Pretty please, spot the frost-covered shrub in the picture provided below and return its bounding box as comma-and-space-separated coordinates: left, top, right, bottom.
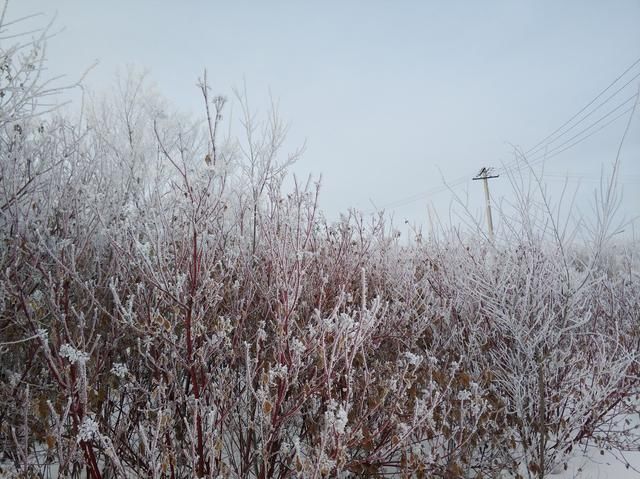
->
1, 4, 639, 479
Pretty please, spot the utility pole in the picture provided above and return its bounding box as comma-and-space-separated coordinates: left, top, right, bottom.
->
472, 167, 499, 240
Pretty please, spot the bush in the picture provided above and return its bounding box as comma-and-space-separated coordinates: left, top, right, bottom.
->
1, 5, 638, 478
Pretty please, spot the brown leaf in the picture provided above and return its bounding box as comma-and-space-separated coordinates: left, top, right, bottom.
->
46, 435, 56, 450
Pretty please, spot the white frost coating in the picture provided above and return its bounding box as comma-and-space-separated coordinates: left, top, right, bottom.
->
457, 389, 472, 401
335, 406, 348, 434
111, 362, 129, 378
269, 363, 288, 382
325, 400, 349, 435
404, 351, 423, 366
257, 321, 267, 342
59, 343, 89, 364
290, 337, 306, 356
77, 417, 99, 443
36, 328, 48, 341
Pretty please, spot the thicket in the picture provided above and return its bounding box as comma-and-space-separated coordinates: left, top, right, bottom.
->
1, 6, 639, 478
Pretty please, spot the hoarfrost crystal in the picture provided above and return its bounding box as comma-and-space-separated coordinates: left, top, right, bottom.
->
59, 343, 89, 364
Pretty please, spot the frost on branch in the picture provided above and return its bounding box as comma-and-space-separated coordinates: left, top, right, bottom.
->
110, 362, 128, 379
77, 417, 99, 444
1, 2, 639, 478
58, 344, 89, 365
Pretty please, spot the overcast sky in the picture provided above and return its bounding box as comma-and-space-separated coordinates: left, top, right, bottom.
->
7, 1, 640, 235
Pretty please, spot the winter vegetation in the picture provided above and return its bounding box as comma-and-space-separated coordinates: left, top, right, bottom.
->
1, 6, 639, 479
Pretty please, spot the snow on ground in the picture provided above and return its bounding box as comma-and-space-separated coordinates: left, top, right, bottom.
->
553, 446, 640, 479
1, 449, 639, 478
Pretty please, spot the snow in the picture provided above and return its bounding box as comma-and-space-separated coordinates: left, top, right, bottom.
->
553, 446, 640, 479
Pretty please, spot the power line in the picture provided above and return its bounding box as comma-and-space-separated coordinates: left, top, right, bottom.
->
499, 54, 640, 175
525, 70, 640, 159
523, 55, 640, 157
376, 172, 473, 211
544, 172, 640, 179
501, 97, 638, 176
379, 95, 637, 212
543, 175, 640, 184
371, 55, 640, 213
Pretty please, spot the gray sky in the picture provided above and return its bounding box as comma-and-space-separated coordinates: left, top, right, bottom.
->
8, 1, 640, 234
